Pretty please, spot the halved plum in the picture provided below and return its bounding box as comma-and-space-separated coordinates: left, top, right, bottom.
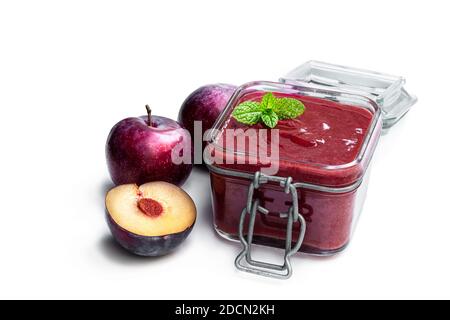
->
105, 182, 197, 256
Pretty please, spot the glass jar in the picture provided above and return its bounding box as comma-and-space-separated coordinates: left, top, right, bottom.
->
205, 62, 416, 279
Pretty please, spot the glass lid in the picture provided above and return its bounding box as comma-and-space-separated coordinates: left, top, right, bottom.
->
280, 61, 417, 129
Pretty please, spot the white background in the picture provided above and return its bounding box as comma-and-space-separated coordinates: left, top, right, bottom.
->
0, 0, 449, 300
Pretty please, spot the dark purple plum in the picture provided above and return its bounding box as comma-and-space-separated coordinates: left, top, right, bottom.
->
105, 182, 196, 257
106, 106, 192, 186
178, 84, 236, 163
106, 214, 194, 257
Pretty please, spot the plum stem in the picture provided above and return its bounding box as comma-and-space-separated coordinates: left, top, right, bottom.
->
145, 105, 152, 127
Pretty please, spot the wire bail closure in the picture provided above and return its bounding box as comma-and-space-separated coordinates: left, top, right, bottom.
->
235, 171, 306, 279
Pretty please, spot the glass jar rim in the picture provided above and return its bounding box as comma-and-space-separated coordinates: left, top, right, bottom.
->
207, 80, 382, 173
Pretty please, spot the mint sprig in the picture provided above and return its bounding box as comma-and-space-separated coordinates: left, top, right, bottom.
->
261, 109, 278, 128
230, 101, 261, 125
274, 97, 306, 120
232, 92, 305, 128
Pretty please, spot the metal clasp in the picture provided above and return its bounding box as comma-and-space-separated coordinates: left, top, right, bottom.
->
235, 172, 306, 279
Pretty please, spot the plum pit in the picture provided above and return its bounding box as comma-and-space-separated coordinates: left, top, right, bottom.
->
138, 198, 163, 218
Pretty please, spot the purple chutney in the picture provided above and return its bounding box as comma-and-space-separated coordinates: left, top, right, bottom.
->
240, 95, 370, 163
209, 91, 377, 254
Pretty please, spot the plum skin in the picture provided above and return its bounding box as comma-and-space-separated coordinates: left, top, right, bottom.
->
106, 211, 195, 257
178, 84, 236, 157
106, 115, 193, 186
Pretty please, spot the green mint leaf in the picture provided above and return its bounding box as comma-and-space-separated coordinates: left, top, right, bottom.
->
273, 97, 306, 120
260, 92, 276, 109
261, 109, 279, 128
232, 92, 305, 128
232, 101, 262, 125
